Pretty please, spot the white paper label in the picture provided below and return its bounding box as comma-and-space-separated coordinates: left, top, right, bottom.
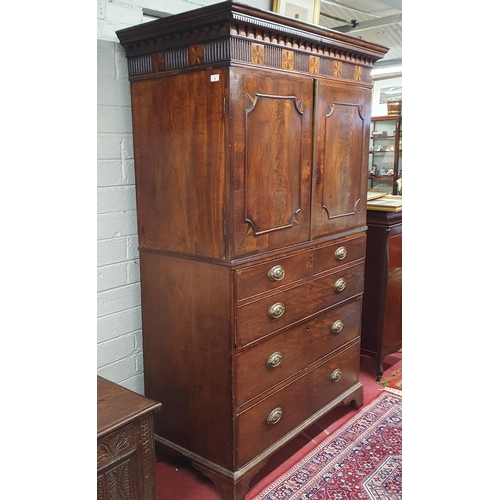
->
210, 74, 220, 82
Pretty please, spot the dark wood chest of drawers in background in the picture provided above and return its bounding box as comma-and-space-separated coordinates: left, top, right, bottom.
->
97, 376, 161, 500
361, 209, 402, 380
116, 2, 387, 499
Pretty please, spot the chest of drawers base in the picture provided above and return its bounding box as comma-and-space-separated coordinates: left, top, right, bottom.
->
140, 234, 365, 500
154, 382, 363, 500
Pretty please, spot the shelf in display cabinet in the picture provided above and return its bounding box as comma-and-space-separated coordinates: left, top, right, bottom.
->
368, 175, 394, 180
369, 150, 402, 154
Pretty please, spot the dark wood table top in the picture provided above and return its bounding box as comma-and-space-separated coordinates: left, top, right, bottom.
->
97, 376, 161, 439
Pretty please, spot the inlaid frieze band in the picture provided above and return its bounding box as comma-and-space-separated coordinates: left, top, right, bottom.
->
127, 38, 372, 84
251, 42, 264, 64
333, 60, 342, 78
282, 49, 294, 70
188, 44, 204, 66
309, 55, 319, 74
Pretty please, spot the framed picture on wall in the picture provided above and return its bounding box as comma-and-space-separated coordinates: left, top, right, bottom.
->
379, 85, 402, 103
272, 0, 321, 25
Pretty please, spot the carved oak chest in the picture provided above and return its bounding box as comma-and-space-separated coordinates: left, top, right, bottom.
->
97, 376, 161, 500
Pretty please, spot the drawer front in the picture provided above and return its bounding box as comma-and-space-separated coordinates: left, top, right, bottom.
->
235, 297, 362, 406
235, 250, 311, 301
236, 341, 360, 467
312, 235, 366, 276
236, 262, 365, 347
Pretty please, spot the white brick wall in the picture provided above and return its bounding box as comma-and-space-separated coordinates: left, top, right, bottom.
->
97, 36, 144, 392
97, 0, 272, 394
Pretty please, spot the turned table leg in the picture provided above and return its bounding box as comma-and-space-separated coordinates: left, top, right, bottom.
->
376, 361, 383, 381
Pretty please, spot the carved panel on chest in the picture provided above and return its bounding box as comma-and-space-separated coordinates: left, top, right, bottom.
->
97, 377, 161, 500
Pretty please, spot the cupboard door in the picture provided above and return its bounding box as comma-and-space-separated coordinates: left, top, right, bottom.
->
228, 68, 313, 259
311, 82, 371, 238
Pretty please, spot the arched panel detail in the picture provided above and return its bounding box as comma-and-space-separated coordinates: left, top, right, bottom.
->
354, 197, 361, 213
321, 102, 364, 220
244, 93, 304, 235
246, 93, 257, 110
357, 105, 365, 121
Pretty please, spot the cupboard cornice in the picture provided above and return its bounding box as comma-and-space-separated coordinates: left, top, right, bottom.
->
116, 1, 388, 81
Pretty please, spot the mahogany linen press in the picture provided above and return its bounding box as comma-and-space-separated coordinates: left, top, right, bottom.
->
116, 2, 387, 499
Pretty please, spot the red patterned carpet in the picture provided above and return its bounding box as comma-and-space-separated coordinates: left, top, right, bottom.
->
253, 389, 402, 499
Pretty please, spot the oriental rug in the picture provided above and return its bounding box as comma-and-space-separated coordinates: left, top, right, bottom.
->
253, 390, 402, 500
378, 368, 402, 394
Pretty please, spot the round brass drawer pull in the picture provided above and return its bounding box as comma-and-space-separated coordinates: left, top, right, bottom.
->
267, 407, 283, 425
268, 265, 285, 281
330, 369, 342, 383
331, 320, 344, 334
334, 278, 346, 293
334, 246, 347, 261
268, 302, 285, 319
266, 351, 283, 368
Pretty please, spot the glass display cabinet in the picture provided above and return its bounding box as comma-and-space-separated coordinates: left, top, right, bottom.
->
367, 116, 402, 195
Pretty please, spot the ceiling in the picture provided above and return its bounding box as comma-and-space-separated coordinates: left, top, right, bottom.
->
318, 0, 402, 69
